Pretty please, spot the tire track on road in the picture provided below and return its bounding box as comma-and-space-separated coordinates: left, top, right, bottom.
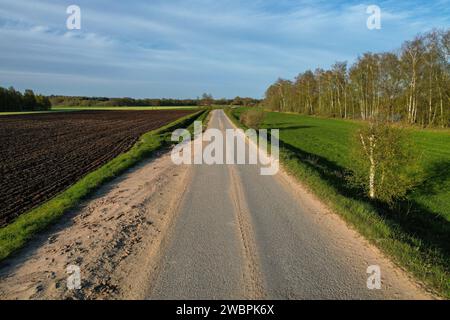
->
228, 165, 266, 299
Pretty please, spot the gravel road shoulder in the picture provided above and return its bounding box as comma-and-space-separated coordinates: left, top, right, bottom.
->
0, 150, 191, 300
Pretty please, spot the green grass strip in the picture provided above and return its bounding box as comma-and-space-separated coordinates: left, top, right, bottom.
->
52, 106, 201, 111
0, 110, 207, 261
224, 108, 449, 299
0, 110, 75, 116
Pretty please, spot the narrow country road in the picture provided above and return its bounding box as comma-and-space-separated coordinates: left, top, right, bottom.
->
147, 110, 430, 300
0, 110, 432, 300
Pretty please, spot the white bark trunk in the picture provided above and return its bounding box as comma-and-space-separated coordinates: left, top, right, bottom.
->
361, 133, 376, 199
368, 135, 376, 199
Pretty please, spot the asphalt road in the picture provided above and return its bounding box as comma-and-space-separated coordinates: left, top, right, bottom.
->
147, 110, 429, 300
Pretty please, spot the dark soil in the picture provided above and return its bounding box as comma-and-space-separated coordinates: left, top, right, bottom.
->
0, 110, 194, 226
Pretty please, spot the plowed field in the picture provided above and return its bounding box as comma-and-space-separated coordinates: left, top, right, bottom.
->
0, 110, 195, 226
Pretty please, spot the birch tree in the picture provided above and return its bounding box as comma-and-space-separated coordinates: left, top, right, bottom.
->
262, 29, 449, 127
349, 121, 421, 205
401, 36, 425, 124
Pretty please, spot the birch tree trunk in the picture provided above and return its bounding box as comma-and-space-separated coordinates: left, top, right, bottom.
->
360, 133, 377, 199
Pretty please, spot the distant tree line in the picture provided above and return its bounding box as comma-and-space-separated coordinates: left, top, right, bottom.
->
0, 86, 51, 112
264, 29, 450, 127
49, 94, 261, 108
1, 86, 261, 111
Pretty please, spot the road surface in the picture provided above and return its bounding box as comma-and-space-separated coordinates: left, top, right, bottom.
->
147, 110, 430, 300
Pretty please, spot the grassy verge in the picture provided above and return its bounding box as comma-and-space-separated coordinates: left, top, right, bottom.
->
52, 106, 201, 111
0, 106, 203, 116
0, 110, 208, 262
225, 107, 450, 299
0, 109, 75, 116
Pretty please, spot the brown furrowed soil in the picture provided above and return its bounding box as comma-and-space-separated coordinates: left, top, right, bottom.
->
0, 110, 195, 227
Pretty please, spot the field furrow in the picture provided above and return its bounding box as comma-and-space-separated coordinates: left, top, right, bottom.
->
0, 110, 195, 226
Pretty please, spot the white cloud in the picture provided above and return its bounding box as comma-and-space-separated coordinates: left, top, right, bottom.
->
0, 0, 448, 98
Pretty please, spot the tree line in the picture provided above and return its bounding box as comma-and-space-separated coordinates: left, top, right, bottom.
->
0, 87, 261, 112
264, 29, 450, 127
0, 87, 51, 112
49, 94, 261, 108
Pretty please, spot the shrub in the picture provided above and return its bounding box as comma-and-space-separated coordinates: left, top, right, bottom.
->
348, 121, 422, 206
240, 109, 265, 129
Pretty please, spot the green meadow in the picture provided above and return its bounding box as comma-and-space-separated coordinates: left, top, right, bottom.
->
228, 107, 450, 298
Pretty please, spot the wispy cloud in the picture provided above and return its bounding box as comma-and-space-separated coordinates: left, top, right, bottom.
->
0, 0, 449, 98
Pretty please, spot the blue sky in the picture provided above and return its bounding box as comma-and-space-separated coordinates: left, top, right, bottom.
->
0, 0, 449, 99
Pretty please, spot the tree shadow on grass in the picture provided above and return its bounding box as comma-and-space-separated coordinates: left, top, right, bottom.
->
414, 160, 450, 196
280, 140, 450, 265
